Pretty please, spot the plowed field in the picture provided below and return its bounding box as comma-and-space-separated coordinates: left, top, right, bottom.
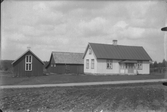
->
0, 83, 167, 112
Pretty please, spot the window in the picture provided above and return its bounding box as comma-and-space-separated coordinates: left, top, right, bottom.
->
107, 60, 113, 69
91, 59, 94, 69
137, 61, 142, 70
86, 59, 89, 69
89, 48, 92, 54
25, 55, 32, 71
134, 63, 137, 69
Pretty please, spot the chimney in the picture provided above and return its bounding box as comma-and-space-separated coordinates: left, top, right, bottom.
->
113, 40, 117, 45
27, 46, 31, 50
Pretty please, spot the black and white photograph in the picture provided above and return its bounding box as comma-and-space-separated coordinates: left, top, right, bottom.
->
0, 0, 167, 112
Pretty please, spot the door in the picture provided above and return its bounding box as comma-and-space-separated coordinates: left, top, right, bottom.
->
120, 63, 125, 74
128, 64, 134, 73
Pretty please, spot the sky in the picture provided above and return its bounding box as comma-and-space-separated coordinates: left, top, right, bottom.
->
1, 0, 167, 62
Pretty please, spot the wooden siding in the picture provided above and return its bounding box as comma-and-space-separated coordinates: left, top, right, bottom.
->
137, 61, 150, 74
47, 64, 83, 74
13, 51, 43, 77
96, 59, 120, 74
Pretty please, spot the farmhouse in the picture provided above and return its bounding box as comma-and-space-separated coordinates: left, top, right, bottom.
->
83, 40, 152, 75
12, 49, 44, 77
46, 52, 84, 74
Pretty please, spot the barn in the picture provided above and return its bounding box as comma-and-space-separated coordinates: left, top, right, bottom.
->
46, 52, 84, 74
12, 49, 44, 77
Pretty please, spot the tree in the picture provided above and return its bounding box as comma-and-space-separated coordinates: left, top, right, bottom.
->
153, 61, 158, 68
150, 62, 154, 68
162, 59, 167, 67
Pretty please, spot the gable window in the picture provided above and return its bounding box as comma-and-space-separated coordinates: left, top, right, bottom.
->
51, 64, 56, 67
107, 60, 113, 69
89, 48, 92, 55
137, 61, 142, 70
86, 59, 89, 69
91, 59, 94, 69
25, 55, 32, 71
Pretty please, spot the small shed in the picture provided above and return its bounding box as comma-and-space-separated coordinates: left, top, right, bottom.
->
12, 49, 44, 77
46, 52, 84, 74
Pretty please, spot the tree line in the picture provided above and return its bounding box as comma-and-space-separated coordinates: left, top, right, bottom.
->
150, 59, 167, 68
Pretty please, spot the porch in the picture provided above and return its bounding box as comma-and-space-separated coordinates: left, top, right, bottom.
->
119, 60, 138, 75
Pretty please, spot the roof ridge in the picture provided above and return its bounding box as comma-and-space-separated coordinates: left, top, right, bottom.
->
52, 51, 84, 54
89, 42, 143, 48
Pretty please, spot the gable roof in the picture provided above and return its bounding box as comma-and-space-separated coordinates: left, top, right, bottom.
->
51, 52, 84, 64
12, 49, 44, 65
83, 43, 152, 61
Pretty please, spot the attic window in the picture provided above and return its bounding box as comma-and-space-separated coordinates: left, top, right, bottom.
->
25, 55, 32, 71
51, 64, 56, 67
89, 48, 92, 55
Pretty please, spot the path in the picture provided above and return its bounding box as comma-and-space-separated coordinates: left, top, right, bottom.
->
0, 79, 167, 89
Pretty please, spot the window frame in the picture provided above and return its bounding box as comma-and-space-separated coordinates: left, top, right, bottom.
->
86, 59, 89, 69
137, 61, 143, 70
106, 60, 113, 69
25, 55, 32, 71
89, 48, 92, 55
91, 59, 94, 69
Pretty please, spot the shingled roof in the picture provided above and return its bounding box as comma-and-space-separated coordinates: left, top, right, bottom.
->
52, 52, 84, 64
84, 43, 152, 61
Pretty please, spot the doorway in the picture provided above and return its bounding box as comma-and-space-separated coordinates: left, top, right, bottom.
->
127, 63, 134, 73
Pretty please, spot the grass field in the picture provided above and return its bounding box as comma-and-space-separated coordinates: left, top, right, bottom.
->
0, 83, 167, 112
0, 71, 166, 86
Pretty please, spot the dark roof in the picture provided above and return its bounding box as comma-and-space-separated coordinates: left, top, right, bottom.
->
12, 50, 44, 65
84, 43, 152, 61
52, 52, 84, 64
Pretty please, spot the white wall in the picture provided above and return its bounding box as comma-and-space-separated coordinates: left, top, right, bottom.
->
137, 61, 150, 74
96, 59, 120, 74
84, 46, 97, 74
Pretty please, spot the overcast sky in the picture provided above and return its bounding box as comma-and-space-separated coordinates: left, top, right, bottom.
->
1, 0, 167, 62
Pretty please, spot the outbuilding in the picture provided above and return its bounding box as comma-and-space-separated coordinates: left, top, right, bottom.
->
46, 52, 84, 74
12, 49, 44, 77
